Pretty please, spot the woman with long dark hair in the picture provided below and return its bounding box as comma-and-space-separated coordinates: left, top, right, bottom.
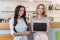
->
31, 4, 50, 40
9, 5, 30, 40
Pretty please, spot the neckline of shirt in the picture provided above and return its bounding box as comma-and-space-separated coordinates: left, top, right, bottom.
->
17, 18, 23, 22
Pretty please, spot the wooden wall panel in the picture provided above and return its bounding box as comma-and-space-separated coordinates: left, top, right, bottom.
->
0, 34, 13, 40
0, 22, 60, 29
0, 23, 9, 29
50, 22, 60, 27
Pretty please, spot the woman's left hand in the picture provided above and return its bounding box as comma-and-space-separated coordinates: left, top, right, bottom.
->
26, 31, 31, 35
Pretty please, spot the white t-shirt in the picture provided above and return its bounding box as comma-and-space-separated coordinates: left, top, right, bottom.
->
9, 18, 15, 36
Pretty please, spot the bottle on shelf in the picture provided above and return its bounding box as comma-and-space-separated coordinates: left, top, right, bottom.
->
48, 4, 53, 10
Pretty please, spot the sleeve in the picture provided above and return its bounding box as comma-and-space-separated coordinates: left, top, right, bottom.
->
31, 18, 34, 31
47, 19, 50, 31
9, 19, 15, 36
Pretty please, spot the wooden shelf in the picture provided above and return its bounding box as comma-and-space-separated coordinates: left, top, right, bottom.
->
0, 34, 13, 40
0, 22, 60, 29
0, 23, 9, 29
50, 22, 60, 27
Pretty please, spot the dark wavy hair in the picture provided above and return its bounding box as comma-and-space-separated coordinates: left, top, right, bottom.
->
13, 5, 27, 32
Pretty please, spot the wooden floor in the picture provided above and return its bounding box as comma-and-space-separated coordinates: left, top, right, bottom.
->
0, 34, 13, 40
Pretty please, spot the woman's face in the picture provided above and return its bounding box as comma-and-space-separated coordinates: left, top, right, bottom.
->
37, 5, 44, 15
18, 7, 24, 17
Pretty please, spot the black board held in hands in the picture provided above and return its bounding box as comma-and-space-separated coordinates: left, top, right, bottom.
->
33, 23, 47, 32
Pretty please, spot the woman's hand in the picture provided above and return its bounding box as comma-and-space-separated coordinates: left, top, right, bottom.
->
26, 31, 31, 35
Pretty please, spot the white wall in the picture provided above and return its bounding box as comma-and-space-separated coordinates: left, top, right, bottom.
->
0, 1, 51, 22
0, 1, 60, 21
52, 0, 60, 4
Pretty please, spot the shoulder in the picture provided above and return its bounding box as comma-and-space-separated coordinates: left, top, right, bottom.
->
43, 17, 50, 22
31, 18, 36, 22
32, 18, 37, 21
9, 17, 14, 21
9, 17, 14, 24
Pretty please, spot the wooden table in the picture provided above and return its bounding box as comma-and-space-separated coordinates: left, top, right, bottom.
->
0, 34, 13, 40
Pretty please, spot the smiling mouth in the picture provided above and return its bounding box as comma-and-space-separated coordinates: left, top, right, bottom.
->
39, 11, 42, 12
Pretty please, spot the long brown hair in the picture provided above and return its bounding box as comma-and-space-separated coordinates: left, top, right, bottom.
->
36, 4, 47, 17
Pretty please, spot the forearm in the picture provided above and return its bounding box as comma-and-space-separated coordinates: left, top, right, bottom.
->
46, 26, 50, 32
13, 31, 30, 36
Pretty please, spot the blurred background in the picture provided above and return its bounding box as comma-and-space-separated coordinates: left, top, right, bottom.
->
0, 0, 60, 40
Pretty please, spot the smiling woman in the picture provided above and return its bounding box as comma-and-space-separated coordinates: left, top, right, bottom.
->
9, 5, 30, 40
31, 4, 50, 40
